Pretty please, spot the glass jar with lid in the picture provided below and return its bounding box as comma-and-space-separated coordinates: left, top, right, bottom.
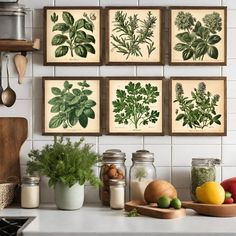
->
129, 150, 156, 202
191, 158, 221, 201
99, 149, 126, 206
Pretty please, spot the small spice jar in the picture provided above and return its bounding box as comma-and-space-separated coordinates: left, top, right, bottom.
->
129, 150, 156, 202
21, 176, 40, 209
191, 158, 221, 201
99, 149, 126, 206
109, 179, 126, 210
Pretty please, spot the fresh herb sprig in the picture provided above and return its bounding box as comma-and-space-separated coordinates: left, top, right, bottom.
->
112, 82, 160, 129
48, 80, 96, 129
174, 82, 221, 129
127, 208, 140, 217
174, 11, 222, 61
51, 11, 96, 58
26, 137, 101, 188
135, 168, 148, 182
111, 11, 157, 59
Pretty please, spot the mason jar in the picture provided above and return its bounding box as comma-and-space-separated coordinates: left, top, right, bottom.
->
191, 158, 221, 201
99, 149, 126, 206
129, 150, 156, 202
21, 176, 40, 208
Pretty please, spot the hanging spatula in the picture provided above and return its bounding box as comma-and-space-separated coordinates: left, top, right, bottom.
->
14, 54, 28, 84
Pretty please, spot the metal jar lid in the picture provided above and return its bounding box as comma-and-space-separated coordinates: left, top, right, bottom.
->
192, 158, 221, 167
109, 179, 125, 186
0, 2, 26, 14
22, 176, 40, 185
132, 150, 154, 162
102, 149, 126, 161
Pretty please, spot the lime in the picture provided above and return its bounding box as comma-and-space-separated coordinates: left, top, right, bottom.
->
157, 196, 171, 208
170, 198, 182, 209
225, 191, 232, 200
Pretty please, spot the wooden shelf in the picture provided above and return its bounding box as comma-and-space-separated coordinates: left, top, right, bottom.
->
0, 38, 40, 54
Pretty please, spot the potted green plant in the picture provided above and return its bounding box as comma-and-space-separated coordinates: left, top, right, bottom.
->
26, 137, 101, 210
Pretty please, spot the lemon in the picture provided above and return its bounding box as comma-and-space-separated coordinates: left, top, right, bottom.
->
157, 196, 171, 208
196, 181, 225, 204
170, 198, 182, 209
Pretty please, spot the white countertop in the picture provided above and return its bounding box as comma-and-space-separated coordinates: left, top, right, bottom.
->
1, 204, 236, 236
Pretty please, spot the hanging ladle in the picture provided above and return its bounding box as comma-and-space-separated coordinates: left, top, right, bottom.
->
1, 55, 16, 107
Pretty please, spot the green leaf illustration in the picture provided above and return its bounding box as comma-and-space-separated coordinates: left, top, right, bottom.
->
207, 46, 218, 59
183, 49, 193, 60
84, 44, 95, 54
51, 87, 62, 95
52, 35, 68, 45
49, 114, 64, 128
79, 113, 88, 128
53, 23, 70, 32
208, 35, 221, 45
55, 46, 69, 57
75, 45, 87, 57
62, 11, 74, 26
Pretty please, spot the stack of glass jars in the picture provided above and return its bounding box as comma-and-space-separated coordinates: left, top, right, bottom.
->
99, 149, 126, 206
129, 150, 156, 202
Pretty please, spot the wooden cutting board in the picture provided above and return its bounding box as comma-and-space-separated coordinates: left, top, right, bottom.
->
125, 200, 186, 219
0, 118, 28, 181
182, 201, 236, 217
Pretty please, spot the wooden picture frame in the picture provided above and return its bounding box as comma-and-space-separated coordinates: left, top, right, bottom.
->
106, 77, 164, 135
44, 7, 102, 66
43, 77, 102, 135
169, 7, 227, 65
105, 7, 165, 65
170, 77, 227, 136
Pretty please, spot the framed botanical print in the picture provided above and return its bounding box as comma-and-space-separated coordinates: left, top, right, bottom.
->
43, 77, 101, 135
105, 7, 165, 65
170, 77, 227, 136
44, 7, 102, 65
106, 77, 164, 135
169, 7, 227, 65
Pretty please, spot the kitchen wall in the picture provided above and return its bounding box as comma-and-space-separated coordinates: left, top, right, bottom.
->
2, 0, 235, 203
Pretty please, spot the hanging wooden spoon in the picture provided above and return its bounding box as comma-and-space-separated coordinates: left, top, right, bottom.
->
14, 54, 28, 84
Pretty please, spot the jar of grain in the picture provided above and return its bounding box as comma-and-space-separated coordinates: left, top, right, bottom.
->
129, 150, 156, 203
99, 149, 126, 206
21, 176, 40, 208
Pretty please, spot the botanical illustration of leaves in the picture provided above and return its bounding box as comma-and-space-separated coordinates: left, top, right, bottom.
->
207, 46, 218, 59
53, 23, 70, 32
85, 99, 96, 108
48, 96, 61, 105
176, 32, 192, 43
208, 35, 221, 45
83, 44, 95, 54
75, 19, 85, 30
75, 45, 87, 58
86, 34, 95, 43
51, 35, 68, 45
55, 46, 68, 57
174, 43, 188, 52
79, 113, 88, 128
49, 114, 64, 128
182, 49, 193, 60
84, 108, 95, 119
50, 105, 60, 113
62, 11, 74, 26
84, 21, 93, 32
51, 87, 61, 95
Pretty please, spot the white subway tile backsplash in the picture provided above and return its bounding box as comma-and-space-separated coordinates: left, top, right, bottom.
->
172, 167, 191, 188
144, 136, 171, 145
223, 131, 236, 144
99, 135, 142, 145
40, 176, 55, 203
223, 0, 236, 9
55, 0, 99, 6
100, 66, 136, 77
144, 145, 171, 166
228, 10, 236, 28
100, 0, 138, 6
33, 9, 44, 28
172, 137, 221, 145
228, 99, 236, 114
139, 0, 221, 6
222, 167, 236, 180
20, 141, 32, 165
32, 54, 54, 77
156, 167, 171, 182
228, 29, 236, 59
227, 81, 236, 98
223, 59, 236, 80
25, 10, 33, 28
55, 66, 99, 76
172, 145, 221, 166
19, 0, 54, 8
137, 66, 163, 76
176, 188, 191, 201
222, 145, 236, 166
84, 186, 100, 203
228, 114, 236, 130
164, 65, 221, 77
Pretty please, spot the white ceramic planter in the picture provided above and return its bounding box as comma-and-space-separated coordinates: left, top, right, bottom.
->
54, 182, 84, 210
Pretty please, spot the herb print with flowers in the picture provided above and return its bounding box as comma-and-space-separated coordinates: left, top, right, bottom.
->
174, 11, 223, 61
174, 82, 222, 129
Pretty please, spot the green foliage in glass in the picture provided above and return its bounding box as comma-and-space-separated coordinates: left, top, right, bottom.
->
26, 137, 101, 188
135, 167, 148, 182
174, 82, 221, 129
51, 11, 96, 58
111, 11, 157, 59
48, 80, 96, 129
174, 11, 222, 61
112, 82, 160, 129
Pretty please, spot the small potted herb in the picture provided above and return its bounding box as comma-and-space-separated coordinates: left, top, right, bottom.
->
26, 137, 101, 210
